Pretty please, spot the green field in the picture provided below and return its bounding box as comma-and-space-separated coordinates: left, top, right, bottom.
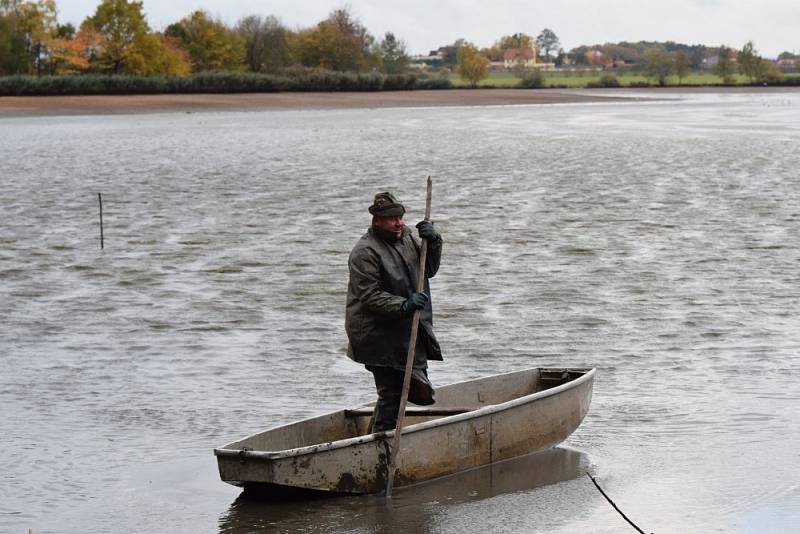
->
448, 70, 798, 88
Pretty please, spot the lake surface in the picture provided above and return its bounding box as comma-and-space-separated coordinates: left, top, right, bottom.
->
1, 89, 799, 533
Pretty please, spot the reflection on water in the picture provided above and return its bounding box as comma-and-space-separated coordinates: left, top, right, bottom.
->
1, 89, 799, 533
219, 447, 588, 533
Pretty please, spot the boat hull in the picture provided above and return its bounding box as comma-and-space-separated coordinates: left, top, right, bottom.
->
215, 367, 594, 495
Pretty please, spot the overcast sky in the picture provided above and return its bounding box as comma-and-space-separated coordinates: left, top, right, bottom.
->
56, 0, 799, 58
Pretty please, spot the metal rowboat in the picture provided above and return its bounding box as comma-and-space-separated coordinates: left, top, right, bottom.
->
214, 367, 595, 496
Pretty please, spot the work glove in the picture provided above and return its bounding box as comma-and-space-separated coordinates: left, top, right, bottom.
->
416, 220, 440, 242
401, 292, 429, 314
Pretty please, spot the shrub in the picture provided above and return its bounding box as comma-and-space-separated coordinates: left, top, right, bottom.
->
519, 70, 545, 88
0, 69, 458, 95
414, 77, 452, 90
764, 76, 800, 86
353, 72, 384, 91
283, 69, 383, 91
290, 70, 342, 91
586, 72, 620, 88
383, 74, 416, 90
759, 66, 784, 84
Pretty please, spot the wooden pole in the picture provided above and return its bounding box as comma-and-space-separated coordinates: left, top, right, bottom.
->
385, 176, 432, 498
98, 193, 104, 249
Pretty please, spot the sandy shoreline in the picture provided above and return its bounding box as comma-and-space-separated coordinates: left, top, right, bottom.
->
1, 86, 797, 118
0, 89, 626, 117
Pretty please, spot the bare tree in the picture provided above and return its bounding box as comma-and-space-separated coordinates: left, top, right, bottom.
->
236, 14, 289, 72
536, 28, 560, 62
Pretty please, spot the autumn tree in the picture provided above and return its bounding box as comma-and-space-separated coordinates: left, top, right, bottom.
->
150, 35, 191, 75
457, 42, 489, 87
291, 7, 377, 72
736, 41, 778, 83
236, 14, 289, 73
55, 21, 74, 38
602, 43, 641, 63
759, 60, 783, 82
644, 47, 673, 86
536, 28, 559, 62
0, 0, 57, 75
378, 32, 409, 74
568, 46, 591, 65
48, 27, 97, 74
0, 13, 13, 74
25, 0, 56, 74
165, 10, 244, 72
712, 45, 736, 83
737, 41, 760, 82
82, 0, 149, 73
0, 3, 26, 74
80, 0, 185, 75
673, 50, 689, 84
497, 32, 533, 50
737, 44, 781, 84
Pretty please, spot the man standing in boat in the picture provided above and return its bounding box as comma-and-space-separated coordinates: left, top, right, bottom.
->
345, 191, 443, 432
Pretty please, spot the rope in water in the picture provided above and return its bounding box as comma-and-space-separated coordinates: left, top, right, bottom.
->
587, 473, 652, 534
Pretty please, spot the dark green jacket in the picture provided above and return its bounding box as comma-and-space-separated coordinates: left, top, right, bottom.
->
345, 225, 443, 369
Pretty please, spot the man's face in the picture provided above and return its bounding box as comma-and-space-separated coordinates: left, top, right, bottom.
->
374, 215, 405, 238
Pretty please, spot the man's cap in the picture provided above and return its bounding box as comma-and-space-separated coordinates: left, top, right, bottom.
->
368, 191, 406, 217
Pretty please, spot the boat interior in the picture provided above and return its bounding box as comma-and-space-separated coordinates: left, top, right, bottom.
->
222, 368, 588, 453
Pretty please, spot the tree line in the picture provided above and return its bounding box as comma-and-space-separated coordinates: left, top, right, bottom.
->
0, 0, 794, 88
635, 43, 784, 86
0, 0, 412, 76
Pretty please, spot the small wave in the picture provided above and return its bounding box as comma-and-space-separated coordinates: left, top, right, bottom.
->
577, 317, 609, 327
179, 324, 228, 332
559, 246, 595, 255
702, 331, 724, 338
9, 290, 46, 297
205, 266, 244, 273
144, 321, 174, 330
745, 245, 784, 250
66, 264, 94, 271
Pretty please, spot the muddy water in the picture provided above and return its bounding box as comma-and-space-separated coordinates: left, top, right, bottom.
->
1, 89, 799, 533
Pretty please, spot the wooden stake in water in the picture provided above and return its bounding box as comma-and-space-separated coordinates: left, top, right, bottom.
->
385, 176, 432, 498
98, 192, 104, 249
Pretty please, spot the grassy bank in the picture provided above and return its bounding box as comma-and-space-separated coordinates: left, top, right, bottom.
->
450, 70, 800, 88
0, 71, 453, 96
2, 70, 798, 96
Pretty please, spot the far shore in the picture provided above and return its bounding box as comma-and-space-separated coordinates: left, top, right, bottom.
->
0, 89, 627, 117
0, 86, 796, 118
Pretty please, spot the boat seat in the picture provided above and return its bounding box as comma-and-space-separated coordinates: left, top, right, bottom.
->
344, 407, 474, 417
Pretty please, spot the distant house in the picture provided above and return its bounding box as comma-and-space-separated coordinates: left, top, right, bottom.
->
586, 49, 613, 69
503, 47, 537, 69
702, 50, 738, 70
409, 51, 444, 70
